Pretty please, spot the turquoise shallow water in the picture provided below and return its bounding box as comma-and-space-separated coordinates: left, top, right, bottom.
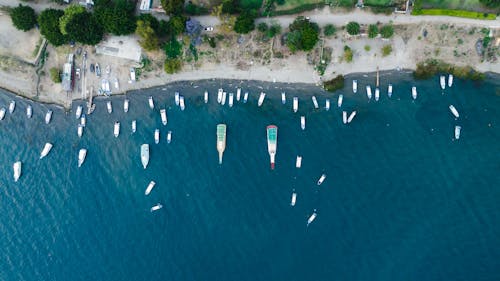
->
0, 71, 499, 280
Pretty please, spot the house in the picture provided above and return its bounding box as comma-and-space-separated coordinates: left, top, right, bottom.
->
95, 36, 142, 62
62, 54, 74, 92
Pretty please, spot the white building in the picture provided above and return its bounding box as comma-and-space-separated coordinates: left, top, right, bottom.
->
95, 36, 142, 62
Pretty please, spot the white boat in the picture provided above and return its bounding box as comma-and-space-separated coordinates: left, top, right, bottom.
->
150, 203, 163, 212
167, 130, 172, 144
26, 105, 32, 118
375, 88, 380, 101
337, 94, 343, 107
0, 108, 5, 120
131, 120, 136, 133
114, 79, 119, 90
448, 74, 453, 87
411, 86, 417, 100
366, 86, 372, 100
141, 144, 149, 169
45, 110, 52, 124
307, 210, 317, 226
175, 92, 180, 106
347, 111, 357, 123
9, 101, 15, 114
243, 92, 248, 103
80, 114, 86, 127
449, 105, 460, 118
160, 109, 167, 125
312, 96, 319, 109
281, 92, 286, 104
75, 105, 82, 119
221, 91, 227, 105
258, 92, 266, 107
317, 174, 326, 185
236, 88, 241, 101
77, 124, 83, 138
325, 99, 330, 111
78, 148, 87, 168
300, 116, 305, 130
13, 161, 21, 182
455, 126, 461, 140
228, 92, 234, 107
204, 90, 209, 103
388, 84, 393, 98
113, 121, 120, 138
293, 97, 298, 113
123, 99, 129, 113
267, 125, 278, 169
296, 156, 302, 168
353, 80, 357, 93
179, 96, 185, 111
145, 181, 156, 195
342, 111, 347, 124
148, 96, 154, 109
106, 101, 112, 113
39, 143, 53, 159
290, 192, 297, 206
217, 88, 223, 103
154, 129, 160, 144
440, 75, 446, 90
217, 124, 227, 164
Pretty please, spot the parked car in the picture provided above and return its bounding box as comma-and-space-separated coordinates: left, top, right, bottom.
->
90, 64, 95, 73
204, 26, 214, 31
75, 68, 81, 80
95, 64, 101, 77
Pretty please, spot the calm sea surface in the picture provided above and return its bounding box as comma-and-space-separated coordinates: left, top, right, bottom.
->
0, 71, 499, 281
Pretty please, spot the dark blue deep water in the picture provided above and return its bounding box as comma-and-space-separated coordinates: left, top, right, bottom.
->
0, 72, 499, 281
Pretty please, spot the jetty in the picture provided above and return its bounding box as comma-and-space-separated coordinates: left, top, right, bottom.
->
217, 124, 227, 164
87, 86, 95, 114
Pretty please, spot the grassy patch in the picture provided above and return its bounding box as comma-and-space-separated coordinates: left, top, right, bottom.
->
412, 9, 496, 20
364, 0, 394, 6
420, 0, 495, 12
269, 2, 324, 16
240, 0, 263, 9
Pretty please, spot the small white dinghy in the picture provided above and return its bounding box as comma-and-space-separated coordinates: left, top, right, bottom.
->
40, 143, 53, 159
300, 116, 306, 130
221, 92, 227, 105
26, 105, 32, 118
337, 94, 343, 107
236, 88, 241, 101
45, 110, 53, 124
366, 86, 372, 100
175, 92, 180, 106
77, 124, 83, 138
13, 161, 21, 182
9, 101, 15, 114
317, 174, 326, 185
281, 92, 286, 104
312, 96, 319, 109
154, 129, 160, 144
179, 96, 185, 111
448, 74, 453, 87
0, 108, 5, 120
123, 98, 129, 113
388, 84, 393, 98
131, 120, 137, 133
353, 80, 357, 93
217, 88, 223, 103
293, 97, 298, 113
342, 111, 347, 124
167, 130, 172, 144
75, 105, 82, 119
243, 92, 249, 103
296, 156, 302, 168
449, 105, 460, 118
290, 191, 297, 206
145, 181, 156, 195
160, 109, 167, 125
307, 209, 317, 226
325, 99, 330, 111
440, 75, 446, 90
375, 88, 380, 101
454, 126, 461, 140
106, 101, 112, 114
78, 148, 87, 168
411, 86, 417, 100
258, 92, 266, 107
151, 203, 163, 212
80, 114, 86, 127
148, 96, 154, 109
347, 111, 357, 124
228, 92, 234, 107
204, 90, 209, 103
113, 121, 120, 138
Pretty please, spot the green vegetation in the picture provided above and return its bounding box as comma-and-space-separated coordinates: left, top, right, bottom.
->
286, 16, 319, 52
164, 38, 182, 59
136, 20, 159, 51
364, 0, 393, 5
414, 59, 485, 80
184, 3, 209, 15
479, 0, 499, 8
381, 45, 392, 56
343, 45, 353, 62
323, 24, 336, 37
346, 22, 360, 36
10, 4, 37, 32
49, 67, 61, 83
323, 75, 345, 92
240, 0, 263, 10
368, 24, 378, 38
164, 58, 182, 74
268, 23, 282, 38
93, 0, 137, 35
170, 15, 186, 36
59, 5, 86, 35
160, 0, 184, 15
412, 8, 496, 20
38, 9, 67, 46
65, 11, 104, 45
380, 25, 394, 38
364, 45, 371, 51
234, 11, 256, 34
418, 0, 499, 11
257, 22, 268, 33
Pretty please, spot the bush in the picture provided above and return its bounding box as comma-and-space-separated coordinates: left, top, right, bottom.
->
208, 37, 216, 48
364, 45, 371, 51
136, 20, 159, 51
10, 4, 37, 31
343, 45, 353, 62
49, 67, 61, 83
323, 75, 345, 92
267, 23, 281, 38
234, 11, 256, 34
94, 0, 137, 35
368, 24, 378, 38
346, 22, 360, 35
164, 37, 182, 59
65, 12, 104, 45
323, 24, 336, 37
380, 25, 394, 38
286, 16, 319, 52
38, 9, 67, 46
382, 45, 392, 56
413, 59, 485, 81
257, 22, 268, 33
164, 58, 182, 74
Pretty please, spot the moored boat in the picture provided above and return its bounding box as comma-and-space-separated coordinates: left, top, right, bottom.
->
145, 181, 156, 195
40, 143, 53, 159
141, 144, 149, 169
293, 97, 298, 113
312, 96, 319, 109
216, 124, 227, 164
204, 90, 209, 103
449, 105, 459, 118
337, 94, 343, 107
296, 156, 302, 168
132, 120, 137, 133
179, 96, 185, 110
167, 130, 172, 144
107, 101, 112, 113
448, 74, 453, 87
151, 203, 163, 212
317, 174, 326, 185
124, 98, 129, 113
258, 92, 266, 107
353, 80, 357, 93
80, 114, 86, 127
455, 125, 461, 140
148, 96, 154, 109
228, 92, 234, 107
342, 111, 347, 124
325, 99, 330, 111
366, 85, 372, 100
243, 92, 248, 103
75, 105, 82, 119
411, 86, 417, 100
307, 209, 317, 226
388, 84, 393, 98
13, 161, 21, 182
0, 108, 5, 120
221, 91, 227, 105
266, 125, 278, 169
375, 88, 380, 101
175, 92, 180, 106
45, 110, 53, 124
217, 88, 223, 103
281, 92, 286, 104
290, 191, 297, 206
154, 129, 160, 144
160, 109, 167, 125
9, 101, 15, 114
77, 124, 83, 138
78, 148, 87, 168
236, 88, 241, 101
440, 75, 446, 90
300, 116, 305, 130
113, 121, 120, 138
347, 111, 357, 123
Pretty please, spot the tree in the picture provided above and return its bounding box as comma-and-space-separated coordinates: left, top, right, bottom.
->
38, 9, 67, 46
479, 0, 500, 8
380, 25, 394, 38
164, 58, 182, 74
137, 13, 159, 33
160, 0, 184, 15
10, 4, 37, 31
257, 22, 268, 33
65, 12, 104, 45
323, 24, 336, 37
286, 16, 319, 52
343, 45, 353, 62
136, 20, 159, 51
94, 0, 136, 35
346, 22, 360, 35
59, 5, 86, 35
368, 24, 378, 38
170, 15, 186, 36
234, 11, 256, 34
164, 37, 182, 59
267, 23, 281, 38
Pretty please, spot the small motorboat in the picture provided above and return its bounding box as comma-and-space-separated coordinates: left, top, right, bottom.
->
124, 98, 129, 113
39, 143, 53, 159
449, 105, 460, 118
154, 129, 160, 144
45, 110, 53, 124
448, 74, 453, 87
296, 156, 302, 168
80, 114, 86, 127
342, 111, 347, 124
114, 79, 119, 90
325, 99, 330, 111
243, 92, 249, 103
78, 148, 87, 168
388, 84, 393, 98
145, 181, 156, 195
217, 89, 223, 103
375, 88, 380, 101
106, 101, 112, 114
317, 174, 326, 185
455, 126, 461, 140
131, 120, 137, 133
9, 100, 15, 114
75, 105, 82, 119
148, 96, 154, 109
160, 109, 167, 125
0, 108, 5, 120
281, 92, 286, 104
307, 210, 317, 226
105, 64, 110, 74
293, 97, 298, 113
26, 105, 32, 118
366, 85, 372, 100
113, 121, 120, 138
312, 96, 319, 109
150, 203, 163, 212
353, 80, 357, 93
141, 144, 149, 169
347, 111, 357, 123
228, 92, 234, 107
290, 192, 297, 206
440, 75, 446, 90
13, 161, 21, 182
77, 124, 83, 138
179, 96, 185, 111
258, 92, 266, 107
175, 92, 180, 106
411, 86, 417, 100
204, 90, 209, 103
300, 116, 305, 130
167, 130, 172, 144
337, 94, 343, 107
221, 91, 227, 105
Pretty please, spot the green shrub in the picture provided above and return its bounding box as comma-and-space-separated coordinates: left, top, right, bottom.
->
286, 16, 319, 52
412, 9, 496, 20
267, 23, 281, 38
10, 4, 37, 31
368, 24, 378, 38
164, 58, 182, 74
323, 75, 345, 92
323, 24, 336, 37
344, 45, 353, 62
380, 25, 394, 38
414, 59, 485, 81
364, 45, 371, 51
257, 22, 268, 33
49, 67, 61, 83
234, 10, 256, 34
382, 45, 392, 56
346, 22, 360, 35
208, 37, 216, 48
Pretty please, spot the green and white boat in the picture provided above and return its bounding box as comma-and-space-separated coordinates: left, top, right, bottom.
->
216, 124, 227, 164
